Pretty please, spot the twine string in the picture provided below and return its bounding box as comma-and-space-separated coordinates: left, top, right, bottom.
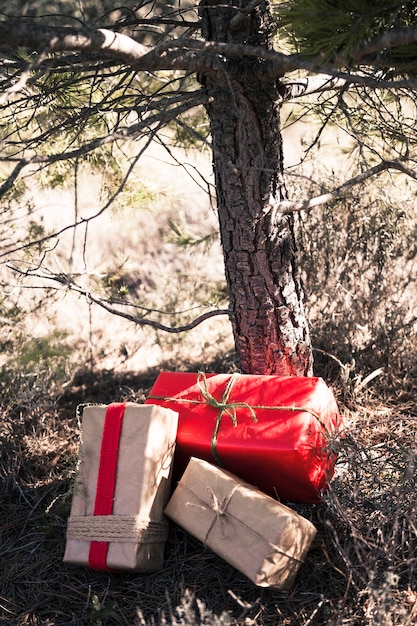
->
178, 481, 304, 564
67, 515, 168, 544
203, 484, 240, 542
197, 372, 258, 426
197, 372, 257, 466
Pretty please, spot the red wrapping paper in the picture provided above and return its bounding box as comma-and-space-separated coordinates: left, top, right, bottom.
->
145, 373, 342, 503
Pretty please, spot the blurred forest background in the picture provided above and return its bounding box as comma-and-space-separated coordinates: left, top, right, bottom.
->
2, 87, 416, 386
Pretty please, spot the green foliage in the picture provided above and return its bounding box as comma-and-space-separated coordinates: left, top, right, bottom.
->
90, 594, 116, 623
0, 299, 24, 355
108, 180, 158, 215
276, 0, 417, 69
168, 220, 218, 250
0, 285, 73, 376
173, 108, 210, 150
16, 332, 72, 369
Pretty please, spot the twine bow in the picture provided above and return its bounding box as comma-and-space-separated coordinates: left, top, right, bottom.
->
182, 482, 240, 543
196, 372, 257, 466
203, 485, 239, 542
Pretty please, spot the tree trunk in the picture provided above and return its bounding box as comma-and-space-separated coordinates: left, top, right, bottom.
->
200, 0, 313, 376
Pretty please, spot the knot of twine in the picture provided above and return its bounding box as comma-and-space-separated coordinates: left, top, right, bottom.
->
179, 481, 304, 564
66, 515, 168, 544
202, 485, 239, 542
197, 372, 257, 466
197, 372, 258, 428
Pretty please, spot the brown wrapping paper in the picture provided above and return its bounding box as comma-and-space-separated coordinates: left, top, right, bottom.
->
63, 403, 178, 572
165, 457, 317, 589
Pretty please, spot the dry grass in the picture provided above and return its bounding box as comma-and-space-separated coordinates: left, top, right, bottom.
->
1, 356, 416, 625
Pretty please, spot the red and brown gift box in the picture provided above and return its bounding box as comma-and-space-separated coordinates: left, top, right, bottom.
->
145, 372, 342, 503
63, 402, 178, 572
165, 457, 317, 589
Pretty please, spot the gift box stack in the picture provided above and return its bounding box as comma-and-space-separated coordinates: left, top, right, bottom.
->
64, 372, 342, 589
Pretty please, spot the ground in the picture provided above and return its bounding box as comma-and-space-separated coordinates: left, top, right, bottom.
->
1, 353, 416, 625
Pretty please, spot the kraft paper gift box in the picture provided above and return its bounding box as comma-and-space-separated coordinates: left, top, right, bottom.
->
165, 457, 317, 589
145, 372, 342, 504
63, 402, 178, 572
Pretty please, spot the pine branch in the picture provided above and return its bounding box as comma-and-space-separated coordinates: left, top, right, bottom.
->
282, 74, 347, 99
0, 92, 206, 202
150, 39, 417, 88
229, 0, 265, 31
0, 23, 150, 63
7, 264, 230, 333
353, 25, 417, 64
4, 20, 417, 88
0, 50, 48, 105
86, 294, 230, 333
276, 160, 417, 214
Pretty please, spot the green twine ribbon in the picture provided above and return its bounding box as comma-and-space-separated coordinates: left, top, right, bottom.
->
148, 371, 329, 467
198, 372, 258, 466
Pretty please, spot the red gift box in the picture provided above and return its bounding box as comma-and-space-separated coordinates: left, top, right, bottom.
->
145, 373, 342, 503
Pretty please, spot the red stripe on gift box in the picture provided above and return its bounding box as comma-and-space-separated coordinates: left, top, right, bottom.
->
88, 403, 126, 571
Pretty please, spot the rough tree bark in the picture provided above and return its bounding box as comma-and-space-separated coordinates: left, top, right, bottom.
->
200, 0, 313, 375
